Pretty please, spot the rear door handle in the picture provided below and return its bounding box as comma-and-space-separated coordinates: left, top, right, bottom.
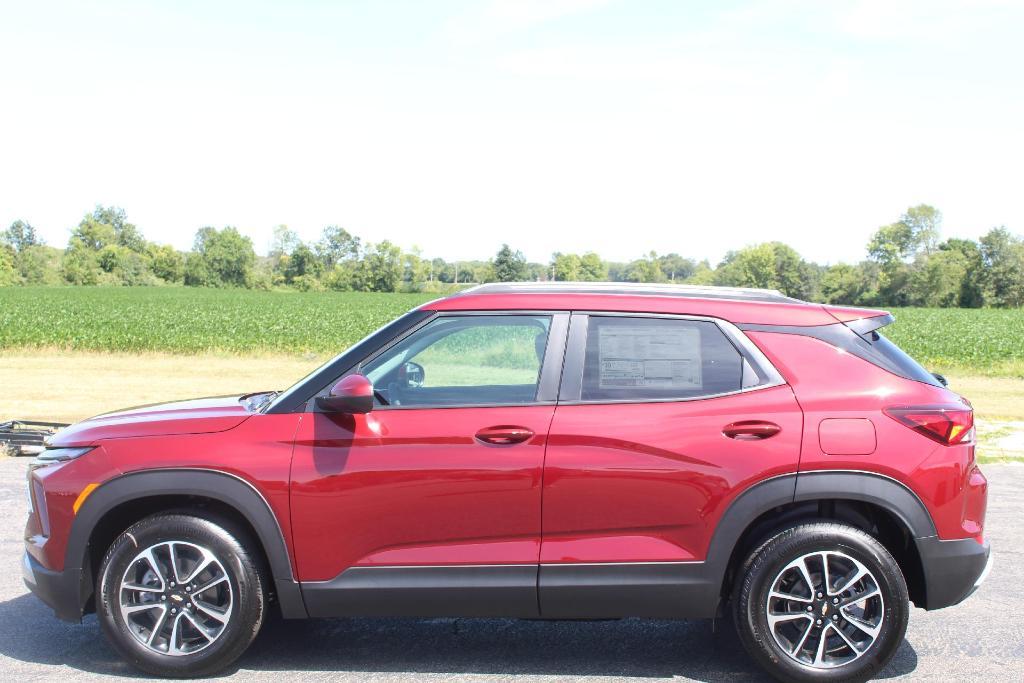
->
475, 426, 534, 445
723, 420, 781, 440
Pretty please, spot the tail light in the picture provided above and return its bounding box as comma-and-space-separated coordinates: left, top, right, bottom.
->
884, 405, 974, 445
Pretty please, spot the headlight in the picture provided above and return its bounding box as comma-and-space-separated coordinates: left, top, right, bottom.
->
31, 446, 95, 468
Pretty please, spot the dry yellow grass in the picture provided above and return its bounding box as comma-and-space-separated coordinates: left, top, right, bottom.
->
0, 352, 323, 423
943, 374, 1024, 421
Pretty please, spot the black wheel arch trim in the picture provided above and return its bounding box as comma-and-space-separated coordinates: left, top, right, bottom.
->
701, 470, 937, 610
65, 468, 306, 620
792, 470, 937, 538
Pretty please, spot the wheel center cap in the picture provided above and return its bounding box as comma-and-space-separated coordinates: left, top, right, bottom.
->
819, 601, 829, 616
170, 593, 185, 603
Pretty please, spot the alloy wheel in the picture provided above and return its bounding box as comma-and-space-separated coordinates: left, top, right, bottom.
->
118, 540, 234, 656
766, 550, 885, 669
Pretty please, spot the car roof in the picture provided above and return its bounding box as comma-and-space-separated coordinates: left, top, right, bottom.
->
421, 282, 888, 327
455, 281, 800, 302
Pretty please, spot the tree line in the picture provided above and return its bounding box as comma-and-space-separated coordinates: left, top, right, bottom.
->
2, 204, 1022, 307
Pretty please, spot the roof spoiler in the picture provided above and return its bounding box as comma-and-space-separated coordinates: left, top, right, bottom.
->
823, 304, 892, 330
845, 313, 895, 338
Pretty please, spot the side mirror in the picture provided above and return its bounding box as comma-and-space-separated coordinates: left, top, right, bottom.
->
316, 374, 374, 414
400, 361, 425, 388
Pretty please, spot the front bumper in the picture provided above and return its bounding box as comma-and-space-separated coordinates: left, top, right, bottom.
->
22, 551, 84, 623
916, 536, 992, 610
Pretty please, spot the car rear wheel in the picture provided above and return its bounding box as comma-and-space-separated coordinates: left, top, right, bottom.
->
97, 513, 265, 678
734, 522, 909, 683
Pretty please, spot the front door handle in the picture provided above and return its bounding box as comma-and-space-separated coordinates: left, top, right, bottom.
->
475, 426, 534, 445
723, 420, 781, 441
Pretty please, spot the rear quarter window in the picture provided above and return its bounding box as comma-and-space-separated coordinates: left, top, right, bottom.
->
864, 331, 943, 387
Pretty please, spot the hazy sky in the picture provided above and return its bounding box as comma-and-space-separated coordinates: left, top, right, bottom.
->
1, 0, 1021, 264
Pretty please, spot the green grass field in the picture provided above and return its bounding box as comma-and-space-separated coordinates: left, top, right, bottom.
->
885, 308, 1024, 376
1, 287, 1022, 375
0, 286, 434, 354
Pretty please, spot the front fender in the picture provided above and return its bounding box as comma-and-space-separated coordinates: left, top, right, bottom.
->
66, 468, 306, 619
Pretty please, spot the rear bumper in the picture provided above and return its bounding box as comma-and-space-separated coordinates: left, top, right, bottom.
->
22, 551, 83, 623
916, 536, 991, 610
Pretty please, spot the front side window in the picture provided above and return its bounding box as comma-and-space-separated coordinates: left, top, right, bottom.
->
581, 316, 743, 401
362, 315, 551, 407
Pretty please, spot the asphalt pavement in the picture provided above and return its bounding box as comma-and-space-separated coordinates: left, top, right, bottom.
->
1, 456, 1021, 682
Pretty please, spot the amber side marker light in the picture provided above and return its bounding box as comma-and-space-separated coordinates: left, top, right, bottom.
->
884, 405, 975, 446
73, 483, 100, 515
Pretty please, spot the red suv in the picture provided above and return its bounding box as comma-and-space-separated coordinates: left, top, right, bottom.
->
23, 283, 991, 682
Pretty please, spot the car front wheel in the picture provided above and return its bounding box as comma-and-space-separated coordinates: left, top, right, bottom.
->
97, 513, 265, 678
734, 522, 909, 683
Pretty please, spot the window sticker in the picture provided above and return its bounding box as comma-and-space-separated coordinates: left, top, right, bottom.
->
597, 324, 702, 389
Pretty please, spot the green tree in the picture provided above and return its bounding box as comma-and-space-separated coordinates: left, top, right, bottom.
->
268, 225, 300, 281
713, 242, 811, 297
16, 245, 61, 284
68, 219, 116, 252
78, 206, 146, 252
96, 244, 155, 285
148, 244, 185, 284
657, 253, 696, 282
685, 260, 715, 285
353, 240, 403, 292
579, 252, 608, 281
63, 206, 153, 285
901, 205, 942, 256
0, 245, 16, 285
187, 227, 256, 287
2, 221, 59, 284
979, 227, 1024, 307
61, 245, 101, 285
492, 244, 528, 281
316, 226, 361, 269
1, 220, 43, 252
284, 243, 323, 283
402, 247, 431, 289
552, 252, 582, 281
269, 225, 300, 260
624, 252, 666, 283
183, 252, 212, 287
939, 238, 985, 307
819, 262, 880, 305
868, 204, 942, 265
525, 261, 548, 282
907, 250, 968, 307
866, 205, 943, 304
606, 261, 628, 281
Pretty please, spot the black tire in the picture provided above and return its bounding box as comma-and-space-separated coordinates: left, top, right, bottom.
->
733, 522, 909, 683
97, 513, 265, 678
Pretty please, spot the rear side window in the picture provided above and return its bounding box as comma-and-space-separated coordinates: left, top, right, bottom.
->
863, 331, 943, 387
581, 316, 743, 401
